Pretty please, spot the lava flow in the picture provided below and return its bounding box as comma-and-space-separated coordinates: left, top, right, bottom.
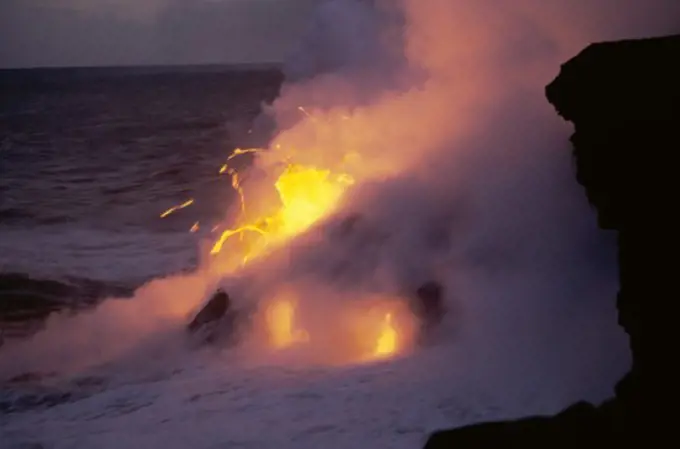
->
209, 161, 355, 264
264, 295, 310, 349
374, 313, 397, 358
166, 108, 417, 364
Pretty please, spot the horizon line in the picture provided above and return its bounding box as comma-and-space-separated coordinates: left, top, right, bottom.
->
0, 61, 284, 72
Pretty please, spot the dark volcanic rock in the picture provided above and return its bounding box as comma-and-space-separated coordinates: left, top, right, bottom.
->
186, 289, 244, 346
545, 34, 680, 427
545, 34, 680, 230
424, 34, 680, 447
187, 289, 230, 334
414, 281, 446, 330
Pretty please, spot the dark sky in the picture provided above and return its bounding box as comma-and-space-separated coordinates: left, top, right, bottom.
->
0, 0, 321, 68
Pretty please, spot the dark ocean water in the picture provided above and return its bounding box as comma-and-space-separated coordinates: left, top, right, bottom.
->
0, 66, 284, 334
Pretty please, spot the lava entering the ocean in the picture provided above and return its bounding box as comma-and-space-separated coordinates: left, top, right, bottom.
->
173, 107, 419, 365
265, 295, 310, 349
254, 291, 417, 364
375, 313, 397, 357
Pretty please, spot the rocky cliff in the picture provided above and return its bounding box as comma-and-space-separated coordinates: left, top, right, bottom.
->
546, 33, 680, 435
424, 33, 680, 447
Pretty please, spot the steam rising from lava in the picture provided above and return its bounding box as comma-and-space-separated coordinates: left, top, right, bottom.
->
2, 0, 678, 380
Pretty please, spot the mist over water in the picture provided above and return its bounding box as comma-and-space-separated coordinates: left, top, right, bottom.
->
2, 0, 679, 429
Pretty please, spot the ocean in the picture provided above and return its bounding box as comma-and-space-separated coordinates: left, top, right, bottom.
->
0, 66, 282, 316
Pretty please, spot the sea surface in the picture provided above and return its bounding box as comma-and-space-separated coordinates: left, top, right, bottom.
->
0, 66, 628, 449
0, 66, 282, 321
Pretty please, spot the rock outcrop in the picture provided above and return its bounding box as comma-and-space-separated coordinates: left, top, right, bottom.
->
424, 34, 680, 447
187, 289, 231, 334
186, 289, 239, 345
414, 281, 446, 330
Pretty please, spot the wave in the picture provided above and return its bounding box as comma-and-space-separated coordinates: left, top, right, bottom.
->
0, 208, 35, 224
0, 272, 135, 342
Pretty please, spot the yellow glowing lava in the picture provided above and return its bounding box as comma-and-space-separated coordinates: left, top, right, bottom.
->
169, 108, 417, 364
160, 199, 194, 218
374, 313, 398, 358
273, 164, 354, 238
199, 144, 415, 363
257, 294, 413, 364
265, 297, 309, 348
209, 160, 354, 265
210, 225, 266, 256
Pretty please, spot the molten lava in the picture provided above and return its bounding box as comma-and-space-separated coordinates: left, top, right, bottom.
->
274, 164, 354, 239
172, 109, 417, 364
264, 297, 309, 349
374, 313, 398, 358
160, 199, 194, 218
209, 157, 354, 265
258, 294, 415, 365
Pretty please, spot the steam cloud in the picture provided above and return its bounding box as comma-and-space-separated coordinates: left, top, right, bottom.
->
2, 0, 679, 401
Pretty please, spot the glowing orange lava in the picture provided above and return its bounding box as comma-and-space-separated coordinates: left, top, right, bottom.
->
160, 199, 194, 218
374, 313, 398, 358
173, 108, 417, 364
209, 158, 354, 266
264, 297, 309, 349
258, 295, 415, 364
273, 164, 354, 238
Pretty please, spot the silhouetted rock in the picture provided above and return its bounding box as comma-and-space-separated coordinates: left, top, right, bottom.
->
425, 401, 618, 448
424, 33, 680, 447
546, 33, 680, 433
186, 288, 247, 347
187, 289, 230, 334
414, 281, 446, 330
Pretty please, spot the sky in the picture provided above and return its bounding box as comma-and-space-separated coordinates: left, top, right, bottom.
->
0, 0, 322, 68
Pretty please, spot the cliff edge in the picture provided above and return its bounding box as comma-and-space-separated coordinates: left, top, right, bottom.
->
424, 33, 680, 448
